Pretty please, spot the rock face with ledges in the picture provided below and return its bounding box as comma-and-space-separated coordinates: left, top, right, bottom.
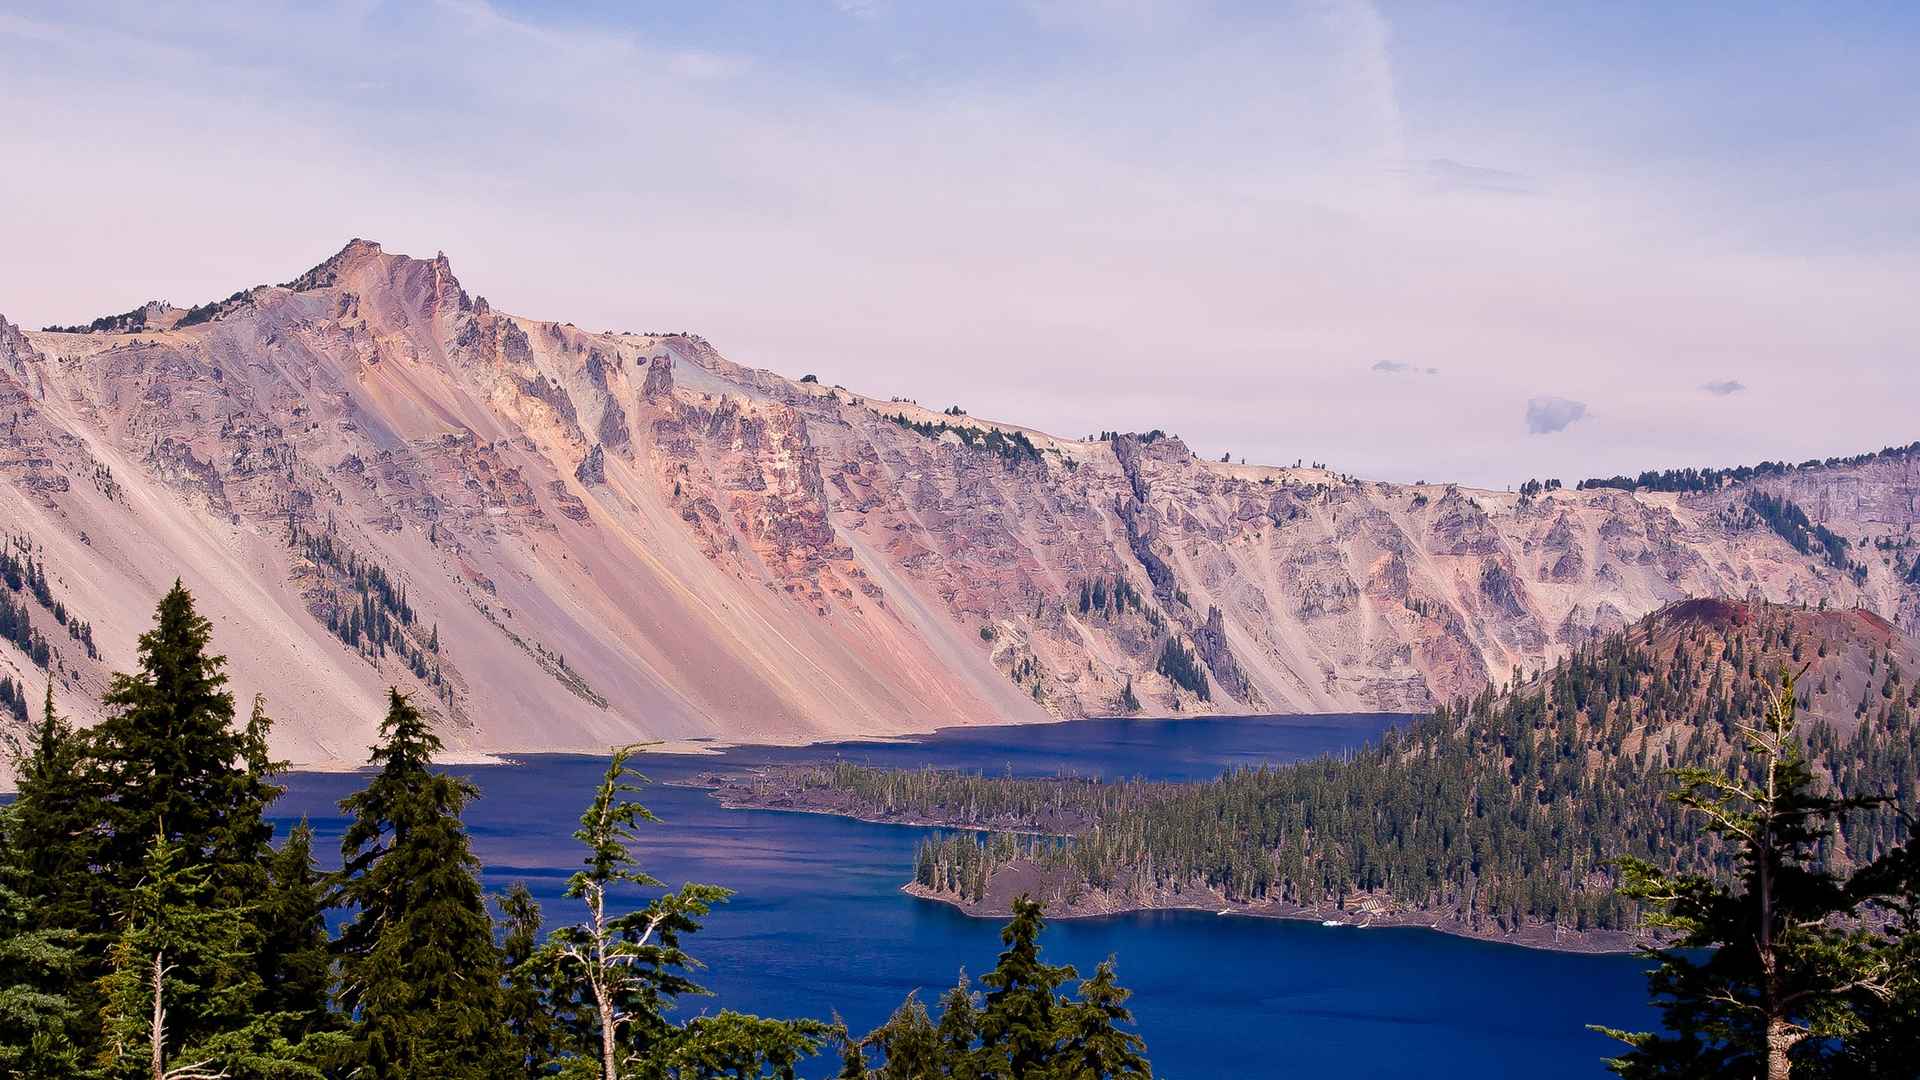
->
1, 240, 1915, 780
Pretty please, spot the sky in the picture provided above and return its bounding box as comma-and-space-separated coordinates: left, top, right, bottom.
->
2, 1, 1917, 488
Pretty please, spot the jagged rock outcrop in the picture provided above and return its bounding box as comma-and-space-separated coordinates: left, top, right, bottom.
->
1, 239, 1915, 780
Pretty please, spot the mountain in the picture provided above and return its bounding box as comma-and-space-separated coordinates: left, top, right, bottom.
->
3, 240, 1918, 777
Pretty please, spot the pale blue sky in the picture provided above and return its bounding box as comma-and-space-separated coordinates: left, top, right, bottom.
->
3, 1, 1916, 487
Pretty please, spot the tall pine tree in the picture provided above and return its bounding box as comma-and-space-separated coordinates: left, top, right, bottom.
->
336, 689, 507, 1080
0, 684, 98, 1070
255, 820, 334, 1040
91, 582, 249, 875
975, 896, 1076, 1079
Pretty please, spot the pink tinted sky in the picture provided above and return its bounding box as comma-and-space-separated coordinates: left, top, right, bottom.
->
2, 1, 1917, 488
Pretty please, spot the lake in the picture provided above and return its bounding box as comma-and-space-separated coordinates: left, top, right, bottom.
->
270, 714, 1656, 1078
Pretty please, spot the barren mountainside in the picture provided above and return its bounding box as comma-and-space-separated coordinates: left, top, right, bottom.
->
2, 240, 1917, 776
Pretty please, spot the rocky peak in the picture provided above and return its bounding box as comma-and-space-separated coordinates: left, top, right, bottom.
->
283, 238, 385, 292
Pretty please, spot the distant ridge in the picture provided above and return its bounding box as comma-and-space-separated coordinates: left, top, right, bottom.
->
2, 240, 1917, 779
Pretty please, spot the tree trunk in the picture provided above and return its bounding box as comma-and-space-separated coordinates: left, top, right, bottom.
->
599, 993, 618, 1080
151, 951, 166, 1080
1766, 1017, 1801, 1080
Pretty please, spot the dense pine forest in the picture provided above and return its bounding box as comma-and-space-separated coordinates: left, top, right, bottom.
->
0, 584, 1153, 1079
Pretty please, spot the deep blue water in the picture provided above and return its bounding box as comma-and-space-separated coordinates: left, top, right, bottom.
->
269, 715, 1655, 1079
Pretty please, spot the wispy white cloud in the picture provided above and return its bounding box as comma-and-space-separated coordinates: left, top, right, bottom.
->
1417, 157, 1536, 195
1373, 360, 1438, 375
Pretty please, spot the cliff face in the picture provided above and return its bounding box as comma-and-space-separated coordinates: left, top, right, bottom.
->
1, 240, 1914, 772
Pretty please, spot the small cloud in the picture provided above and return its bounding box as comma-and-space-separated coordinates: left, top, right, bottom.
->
1372, 360, 1439, 375
1525, 396, 1587, 435
1418, 157, 1537, 196
832, 0, 886, 16
1702, 379, 1746, 396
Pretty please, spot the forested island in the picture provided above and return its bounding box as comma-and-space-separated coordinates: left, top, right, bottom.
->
702, 600, 1920, 954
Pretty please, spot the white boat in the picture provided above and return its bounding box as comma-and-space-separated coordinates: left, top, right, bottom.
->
1321, 919, 1344, 927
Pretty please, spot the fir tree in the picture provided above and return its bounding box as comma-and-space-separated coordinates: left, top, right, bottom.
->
91, 582, 247, 874
95, 836, 252, 1080
336, 689, 507, 1080
976, 896, 1076, 1078
1, 683, 102, 973
91, 588, 284, 938
0, 803, 88, 1078
495, 882, 557, 1078
863, 993, 941, 1080
255, 820, 334, 1041
933, 972, 981, 1077
1057, 960, 1151, 1079
85, 585, 286, 1060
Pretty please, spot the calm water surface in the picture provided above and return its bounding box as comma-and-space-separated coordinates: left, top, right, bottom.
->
271, 715, 1654, 1078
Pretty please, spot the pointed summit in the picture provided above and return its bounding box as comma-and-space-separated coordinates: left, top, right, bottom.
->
281, 238, 385, 293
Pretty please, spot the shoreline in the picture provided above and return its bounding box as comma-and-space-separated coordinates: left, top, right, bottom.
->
898, 881, 1643, 956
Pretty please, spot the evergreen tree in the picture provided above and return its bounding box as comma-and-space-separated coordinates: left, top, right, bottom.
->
95, 837, 252, 1080
0, 682, 101, 1068
91, 582, 249, 876
336, 689, 507, 1080
975, 896, 1076, 1079
539, 744, 830, 1077
496, 882, 557, 1078
1599, 670, 1914, 1079
0, 804, 88, 1078
1801, 844, 1919, 1079
1057, 960, 1150, 1079
255, 821, 333, 1040
933, 973, 982, 1079
655, 1011, 835, 1078
85, 585, 287, 1061
851, 914, 1149, 1079
863, 994, 940, 1080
